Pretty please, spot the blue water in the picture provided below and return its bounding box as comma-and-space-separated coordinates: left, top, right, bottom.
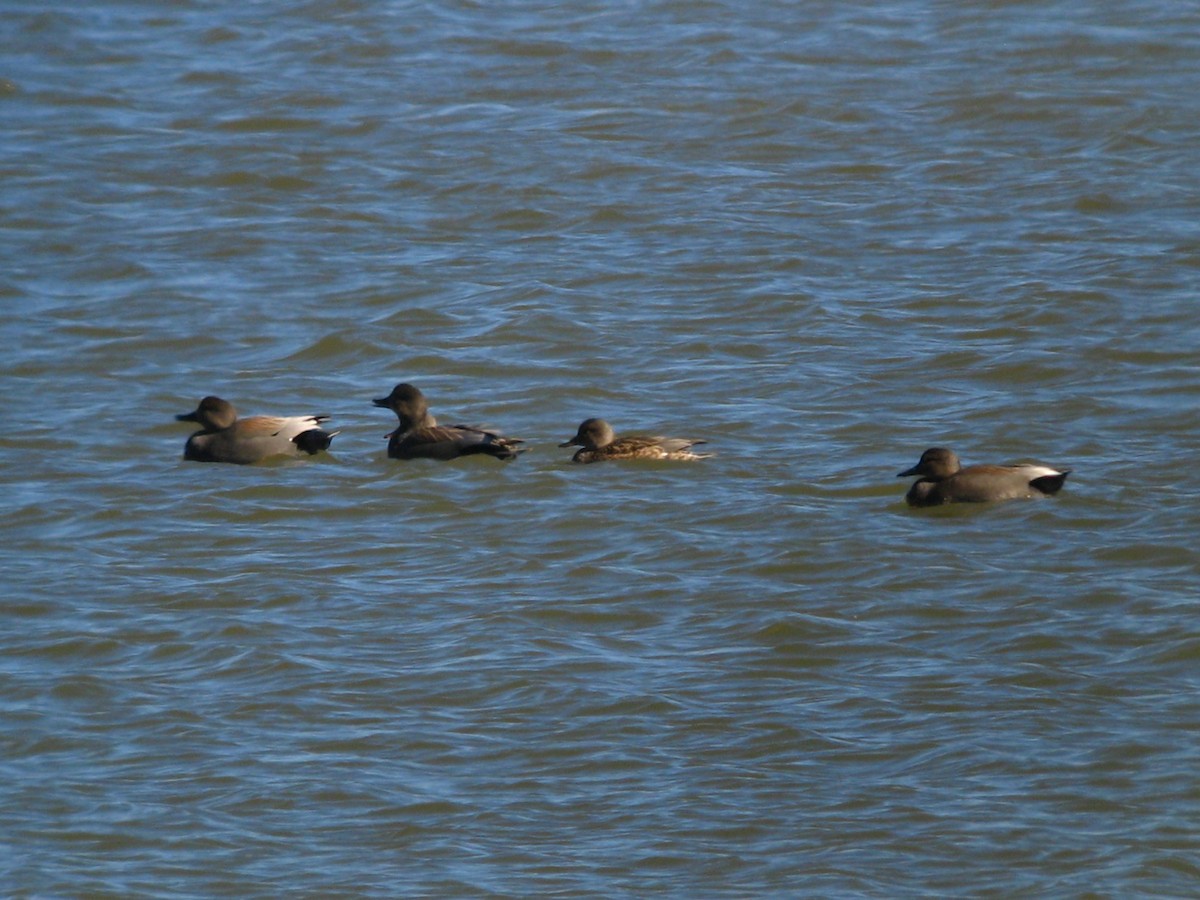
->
3, 0, 1199, 895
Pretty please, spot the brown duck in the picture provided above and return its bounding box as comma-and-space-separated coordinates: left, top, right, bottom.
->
176, 396, 337, 464
559, 418, 711, 464
372, 383, 525, 461
898, 447, 1070, 506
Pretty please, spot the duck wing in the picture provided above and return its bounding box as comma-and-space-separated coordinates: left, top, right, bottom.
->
390, 424, 525, 460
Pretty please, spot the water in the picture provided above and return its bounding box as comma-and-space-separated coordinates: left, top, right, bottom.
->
3, 0, 1199, 895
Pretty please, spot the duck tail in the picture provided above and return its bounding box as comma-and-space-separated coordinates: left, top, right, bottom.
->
1030, 470, 1070, 495
489, 440, 529, 461
293, 429, 338, 455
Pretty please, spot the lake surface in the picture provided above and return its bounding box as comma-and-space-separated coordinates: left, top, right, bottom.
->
3, 0, 1199, 895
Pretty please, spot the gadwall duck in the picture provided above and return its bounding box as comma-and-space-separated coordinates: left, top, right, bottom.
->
372, 383, 526, 461
898, 447, 1070, 507
177, 396, 337, 464
559, 418, 712, 463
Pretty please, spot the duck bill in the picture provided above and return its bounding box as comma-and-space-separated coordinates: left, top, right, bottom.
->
558, 438, 580, 448
897, 465, 921, 478
372, 397, 390, 408
176, 411, 199, 422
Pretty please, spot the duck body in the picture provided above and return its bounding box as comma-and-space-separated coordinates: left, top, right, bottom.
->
559, 418, 711, 463
177, 396, 337, 464
898, 447, 1069, 507
372, 383, 525, 461
385, 423, 525, 461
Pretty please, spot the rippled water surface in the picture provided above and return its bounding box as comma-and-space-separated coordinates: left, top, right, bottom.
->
4, 0, 1200, 895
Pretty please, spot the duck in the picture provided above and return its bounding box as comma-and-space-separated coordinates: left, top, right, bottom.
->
898, 447, 1070, 506
559, 418, 711, 463
372, 383, 526, 461
176, 396, 337, 464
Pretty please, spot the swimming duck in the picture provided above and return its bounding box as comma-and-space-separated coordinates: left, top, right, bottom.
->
898, 447, 1070, 506
372, 383, 526, 461
176, 396, 337, 464
559, 418, 711, 463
